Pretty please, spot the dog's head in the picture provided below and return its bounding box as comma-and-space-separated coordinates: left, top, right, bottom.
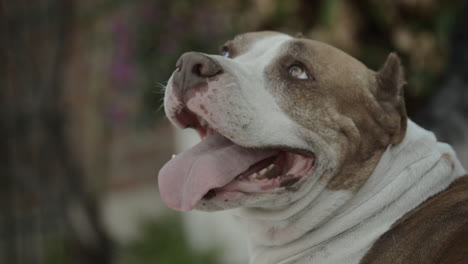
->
158, 31, 407, 211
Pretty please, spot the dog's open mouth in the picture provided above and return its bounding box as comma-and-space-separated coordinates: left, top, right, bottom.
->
158, 107, 315, 211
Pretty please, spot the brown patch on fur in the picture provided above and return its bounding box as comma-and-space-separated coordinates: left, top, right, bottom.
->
199, 104, 208, 115
327, 54, 407, 191
264, 39, 407, 192
327, 151, 384, 191
360, 175, 468, 264
182, 82, 210, 103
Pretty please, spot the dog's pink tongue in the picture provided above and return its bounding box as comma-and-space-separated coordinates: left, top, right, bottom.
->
158, 134, 276, 211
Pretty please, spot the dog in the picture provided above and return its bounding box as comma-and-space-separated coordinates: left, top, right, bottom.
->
158, 31, 468, 264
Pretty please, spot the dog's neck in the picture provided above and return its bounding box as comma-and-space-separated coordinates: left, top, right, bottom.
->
234, 121, 465, 264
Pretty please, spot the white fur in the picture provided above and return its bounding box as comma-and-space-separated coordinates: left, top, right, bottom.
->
165, 34, 311, 153
204, 35, 306, 150
236, 121, 465, 264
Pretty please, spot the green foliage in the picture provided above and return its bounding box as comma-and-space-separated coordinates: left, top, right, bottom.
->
318, 0, 342, 27
434, 3, 462, 48
44, 236, 70, 264
120, 214, 220, 264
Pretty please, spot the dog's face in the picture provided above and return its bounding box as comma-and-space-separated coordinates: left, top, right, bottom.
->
158, 31, 407, 211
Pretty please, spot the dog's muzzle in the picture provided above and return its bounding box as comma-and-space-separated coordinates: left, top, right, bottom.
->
172, 52, 222, 101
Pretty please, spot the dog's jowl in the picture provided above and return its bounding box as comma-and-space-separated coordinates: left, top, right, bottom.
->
158, 31, 468, 264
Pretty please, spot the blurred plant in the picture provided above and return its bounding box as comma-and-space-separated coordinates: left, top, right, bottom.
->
45, 236, 70, 264
1, 0, 114, 263
119, 214, 220, 264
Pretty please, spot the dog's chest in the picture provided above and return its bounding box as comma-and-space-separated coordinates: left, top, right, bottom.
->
247, 210, 390, 264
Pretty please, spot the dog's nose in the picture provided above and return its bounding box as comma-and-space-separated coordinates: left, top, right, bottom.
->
172, 52, 222, 98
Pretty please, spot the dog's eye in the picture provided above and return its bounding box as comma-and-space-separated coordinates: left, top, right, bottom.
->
288, 65, 308, 80
220, 46, 230, 58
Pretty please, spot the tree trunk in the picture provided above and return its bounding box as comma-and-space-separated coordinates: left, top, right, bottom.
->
0, 1, 113, 263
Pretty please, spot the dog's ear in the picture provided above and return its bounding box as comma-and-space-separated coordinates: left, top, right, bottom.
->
376, 53, 406, 101
374, 53, 408, 144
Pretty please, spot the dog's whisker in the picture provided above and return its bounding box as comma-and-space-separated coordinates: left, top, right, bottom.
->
156, 82, 167, 93
156, 101, 165, 113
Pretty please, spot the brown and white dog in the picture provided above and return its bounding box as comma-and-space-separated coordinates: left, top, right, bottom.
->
158, 31, 468, 264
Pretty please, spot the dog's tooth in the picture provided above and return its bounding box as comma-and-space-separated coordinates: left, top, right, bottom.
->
171, 154, 176, 159
259, 168, 268, 176
249, 173, 259, 179
199, 117, 206, 127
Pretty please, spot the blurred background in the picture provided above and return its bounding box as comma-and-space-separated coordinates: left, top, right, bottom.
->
1, 0, 467, 263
